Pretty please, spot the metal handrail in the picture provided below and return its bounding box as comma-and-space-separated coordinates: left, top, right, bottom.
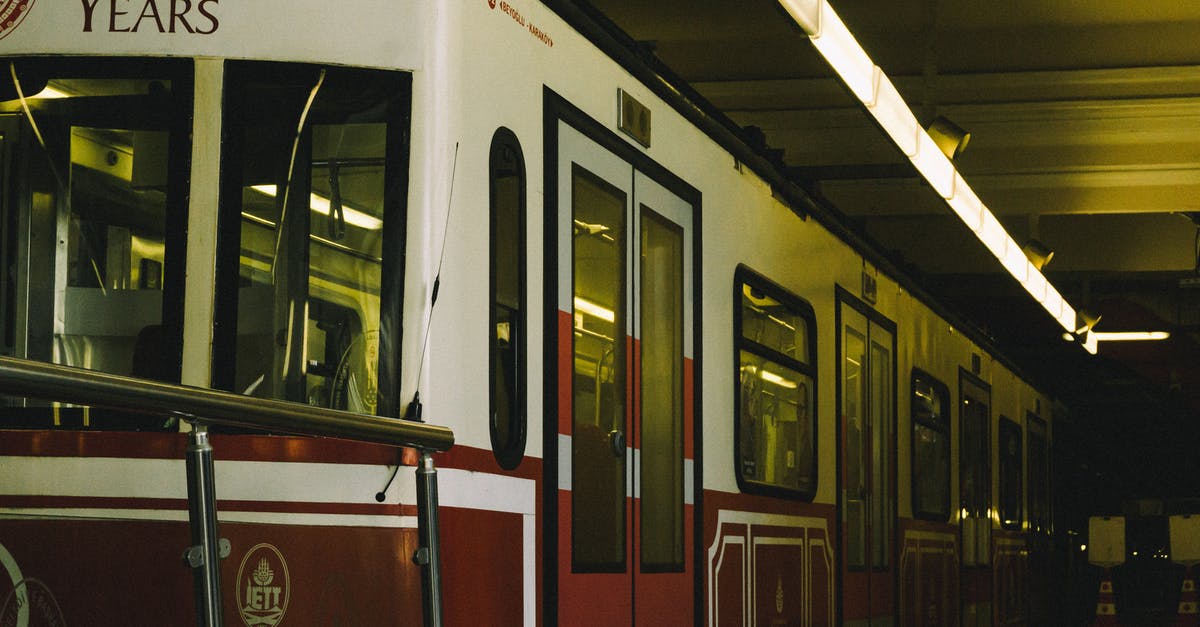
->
0, 356, 453, 450
0, 355, 452, 627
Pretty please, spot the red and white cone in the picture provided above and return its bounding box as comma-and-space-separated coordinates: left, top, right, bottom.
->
1092, 567, 1119, 626
1177, 565, 1198, 627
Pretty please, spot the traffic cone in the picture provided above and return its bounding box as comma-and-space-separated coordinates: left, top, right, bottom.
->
1177, 565, 1198, 627
1092, 566, 1119, 626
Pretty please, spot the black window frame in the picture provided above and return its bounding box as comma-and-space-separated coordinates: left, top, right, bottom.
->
488, 126, 527, 469
733, 264, 818, 500
911, 368, 951, 521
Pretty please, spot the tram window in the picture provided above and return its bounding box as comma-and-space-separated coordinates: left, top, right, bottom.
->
999, 416, 1023, 530
960, 373, 991, 566
734, 266, 816, 499
1028, 414, 1050, 534
0, 58, 191, 430
911, 369, 950, 520
489, 127, 526, 469
215, 63, 410, 416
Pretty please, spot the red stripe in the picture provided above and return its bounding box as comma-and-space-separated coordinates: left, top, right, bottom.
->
0, 494, 417, 517
0, 429, 405, 465
435, 444, 542, 480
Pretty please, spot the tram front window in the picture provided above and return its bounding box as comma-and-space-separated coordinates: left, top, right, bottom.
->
217, 63, 409, 416
0, 58, 192, 429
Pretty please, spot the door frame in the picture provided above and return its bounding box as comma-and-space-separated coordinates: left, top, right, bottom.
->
834, 285, 898, 625
542, 87, 703, 626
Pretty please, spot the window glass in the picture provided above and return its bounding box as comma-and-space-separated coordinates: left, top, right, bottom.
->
0, 58, 191, 430
735, 267, 816, 498
490, 128, 526, 469
217, 63, 409, 415
999, 416, 1023, 530
912, 370, 951, 520
571, 165, 626, 571
640, 208, 684, 571
1028, 414, 1050, 534
960, 373, 991, 566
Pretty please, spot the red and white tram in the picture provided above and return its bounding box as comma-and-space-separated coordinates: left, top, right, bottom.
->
0, 1, 1056, 625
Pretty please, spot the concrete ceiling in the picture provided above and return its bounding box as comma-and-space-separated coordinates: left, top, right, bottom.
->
585, 0, 1200, 471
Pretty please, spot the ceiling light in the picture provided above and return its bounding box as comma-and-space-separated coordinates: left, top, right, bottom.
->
775, 0, 1086, 345
250, 184, 383, 230
1092, 331, 1171, 342
574, 297, 615, 323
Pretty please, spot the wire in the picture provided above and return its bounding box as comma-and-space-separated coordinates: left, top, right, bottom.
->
409, 142, 460, 398
270, 68, 327, 285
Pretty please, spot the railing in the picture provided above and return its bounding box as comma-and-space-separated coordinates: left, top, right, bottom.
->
0, 356, 454, 627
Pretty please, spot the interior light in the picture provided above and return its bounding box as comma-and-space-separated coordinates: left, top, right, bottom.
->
1082, 330, 1098, 355
32, 85, 70, 99
573, 296, 615, 323
1074, 310, 1102, 335
250, 184, 383, 231
1093, 331, 1171, 342
759, 369, 799, 389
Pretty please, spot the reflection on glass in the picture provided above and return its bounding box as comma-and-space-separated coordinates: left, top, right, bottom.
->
739, 351, 813, 491
227, 66, 398, 414
844, 327, 867, 569
571, 165, 626, 571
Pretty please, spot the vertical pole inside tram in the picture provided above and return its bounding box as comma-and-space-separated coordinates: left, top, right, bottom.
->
186, 424, 224, 627
415, 450, 444, 627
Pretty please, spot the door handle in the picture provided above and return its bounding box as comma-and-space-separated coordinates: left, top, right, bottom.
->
608, 429, 626, 457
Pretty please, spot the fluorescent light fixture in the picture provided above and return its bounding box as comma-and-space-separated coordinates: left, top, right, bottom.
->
1082, 331, 1098, 355
1093, 331, 1171, 342
574, 296, 615, 323
947, 175, 984, 231
868, 74, 920, 156
742, 364, 799, 389
809, 8, 878, 105
250, 184, 383, 231
1000, 239, 1030, 284
777, 0, 1087, 341
33, 85, 70, 99
778, 0, 822, 36
759, 369, 799, 389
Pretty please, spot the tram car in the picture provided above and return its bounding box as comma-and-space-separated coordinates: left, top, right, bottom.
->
0, 0, 1058, 625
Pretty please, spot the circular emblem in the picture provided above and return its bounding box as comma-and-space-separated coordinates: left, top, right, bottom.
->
488, 0, 496, 8
0, 0, 36, 41
236, 544, 291, 627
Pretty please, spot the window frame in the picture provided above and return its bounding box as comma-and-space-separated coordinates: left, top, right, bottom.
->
1027, 412, 1051, 534
488, 126, 527, 469
733, 264, 818, 500
910, 368, 951, 521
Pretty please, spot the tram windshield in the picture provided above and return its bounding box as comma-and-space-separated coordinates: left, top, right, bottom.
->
216, 62, 409, 416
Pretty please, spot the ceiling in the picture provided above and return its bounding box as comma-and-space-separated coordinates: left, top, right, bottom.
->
584, 0, 1200, 502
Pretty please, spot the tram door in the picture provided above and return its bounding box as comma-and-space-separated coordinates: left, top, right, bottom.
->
553, 120, 695, 625
838, 297, 896, 625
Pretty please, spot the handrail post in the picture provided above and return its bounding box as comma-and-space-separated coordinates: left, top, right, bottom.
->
414, 450, 444, 627
184, 424, 224, 627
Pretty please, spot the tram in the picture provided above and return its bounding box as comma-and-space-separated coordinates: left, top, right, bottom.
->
0, 0, 1058, 625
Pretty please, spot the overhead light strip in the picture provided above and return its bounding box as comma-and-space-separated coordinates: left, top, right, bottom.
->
777, 0, 1087, 349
